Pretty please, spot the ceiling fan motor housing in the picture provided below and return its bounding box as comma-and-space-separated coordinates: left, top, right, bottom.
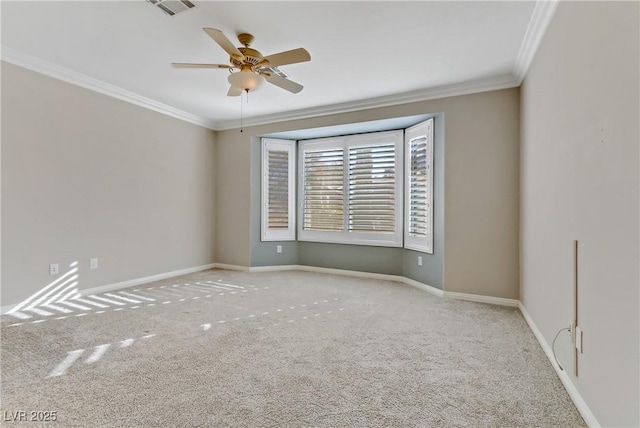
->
232, 47, 263, 67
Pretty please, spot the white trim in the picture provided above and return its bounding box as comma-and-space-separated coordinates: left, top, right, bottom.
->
1, 47, 217, 130
213, 263, 252, 272
519, 303, 600, 427
210, 263, 445, 298
443, 291, 519, 307
248, 264, 300, 272
296, 265, 403, 283
298, 130, 404, 247
2, 45, 520, 132
222, 263, 404, 281
299, 266, 444, 299
0, 263, 216, 315
3, 262, 436, 312
76, 263, 216, 297
513, 0, 559, 84
404, 119, 434, 254
215, 74, 518, 131
261, 138, 297, 241
402, 276, 444, 298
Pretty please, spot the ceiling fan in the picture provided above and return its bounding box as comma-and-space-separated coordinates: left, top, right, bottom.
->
172, 28, 311, 97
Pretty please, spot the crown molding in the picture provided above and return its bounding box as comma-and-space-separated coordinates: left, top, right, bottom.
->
214, 73, 519, 131
1, 46, 217, 130
2, 46, 522, 133
513, 0, 559, 84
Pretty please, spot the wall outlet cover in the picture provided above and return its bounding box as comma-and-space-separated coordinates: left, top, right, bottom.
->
49, 263, 59, 275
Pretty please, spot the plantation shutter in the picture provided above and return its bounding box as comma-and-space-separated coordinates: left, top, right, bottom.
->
298, 130, 403, 246
404, 119, 434, 253
261, 139, 296, 241
302, 148, 345, 231
267, 150, 290, 230
348, 144, 396, 233
408, 137, 429, 236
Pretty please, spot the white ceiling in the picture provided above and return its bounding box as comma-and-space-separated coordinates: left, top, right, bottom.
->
1, 1, 546, 130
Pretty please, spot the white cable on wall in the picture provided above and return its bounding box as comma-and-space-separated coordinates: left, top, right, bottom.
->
552, 326, 571, 371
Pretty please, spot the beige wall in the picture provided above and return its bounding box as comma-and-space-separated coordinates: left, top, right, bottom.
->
216, 88, 520, 299
1, 62, 217, 307
214, 129, 251, 266
520, 2, 639, 426
2, 62, 520, 304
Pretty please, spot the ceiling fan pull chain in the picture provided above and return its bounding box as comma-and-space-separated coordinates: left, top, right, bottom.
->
240, 91, 244, 133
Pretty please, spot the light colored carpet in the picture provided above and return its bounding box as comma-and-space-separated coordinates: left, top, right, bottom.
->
1, 269, 585, 427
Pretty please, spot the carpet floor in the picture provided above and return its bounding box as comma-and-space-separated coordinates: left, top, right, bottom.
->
1, 269, 585, 427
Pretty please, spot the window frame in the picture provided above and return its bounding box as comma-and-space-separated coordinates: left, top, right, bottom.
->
261, 138, 296, 241
297, 130, 404, 247
404, 118, 434, 253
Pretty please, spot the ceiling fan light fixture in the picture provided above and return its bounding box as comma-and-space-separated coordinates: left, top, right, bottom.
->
228, 70, 265, 92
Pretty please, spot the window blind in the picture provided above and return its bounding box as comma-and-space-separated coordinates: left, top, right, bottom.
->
404, 119, 434, 253
266, 150, 290, 230
348, 144, 396, 233
298, 130, 403, 246
261, 138, 295, 241
408, 136, 429, 237
302, 148, 345, 231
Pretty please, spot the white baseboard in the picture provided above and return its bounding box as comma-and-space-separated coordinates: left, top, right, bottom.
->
77, 263, 216, 297
444, 290, 519, 307
214, 263, 251, 272
296, 264, 403, 282
0, 262, 516, 313
1, 263, 216, 314
249, 264, 300, 273
211, 263, 445, 298
401, 277, 444, 298
519, 303, 600, 428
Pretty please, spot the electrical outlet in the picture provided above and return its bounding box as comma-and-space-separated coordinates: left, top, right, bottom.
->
49, 263, 59, 275
418, 256, 423, 267
276, 245, 282, 254
90, 258, 98, 269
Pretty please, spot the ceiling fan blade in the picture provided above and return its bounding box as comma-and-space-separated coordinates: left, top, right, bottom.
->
261, 48, 311, 67
264, 74, 304, 94
203, 28, 245, 61
172, 63, 231, 69
227, 86, 243, 97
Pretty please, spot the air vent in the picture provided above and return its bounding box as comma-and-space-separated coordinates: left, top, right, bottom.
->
147, 0, 195, 17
